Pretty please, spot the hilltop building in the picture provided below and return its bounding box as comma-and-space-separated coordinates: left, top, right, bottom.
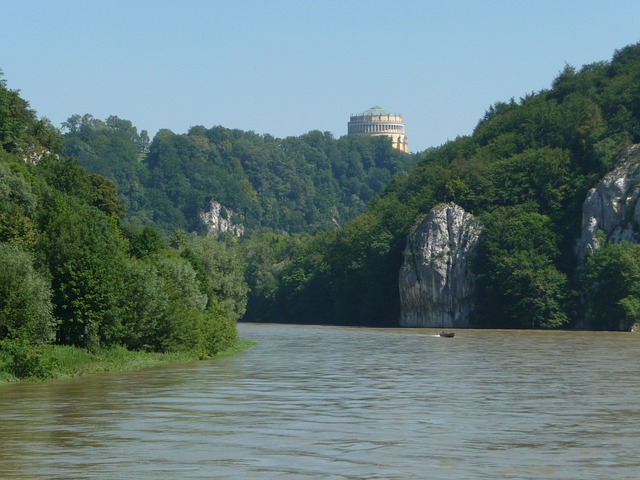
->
347, 106, 408, 153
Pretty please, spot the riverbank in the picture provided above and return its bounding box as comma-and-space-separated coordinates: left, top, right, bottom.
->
0, 338, 257, 384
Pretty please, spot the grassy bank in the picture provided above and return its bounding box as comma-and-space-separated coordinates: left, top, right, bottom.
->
0, 338, 257, 384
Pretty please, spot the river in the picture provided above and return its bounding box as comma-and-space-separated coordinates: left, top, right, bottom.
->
1, 323, 639, 479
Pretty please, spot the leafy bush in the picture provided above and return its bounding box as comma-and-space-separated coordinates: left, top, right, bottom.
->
584, 241, 640, 330
0, 338, 53, 379
0, 243, 54, 344
206, 308, 238, 355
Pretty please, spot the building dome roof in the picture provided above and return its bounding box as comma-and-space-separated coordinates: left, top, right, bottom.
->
360, 106, 393, 116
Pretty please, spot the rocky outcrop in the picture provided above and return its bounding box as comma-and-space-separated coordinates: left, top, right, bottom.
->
201, 201, 245, 237
399, 202, 482, 328
575, 144, 640, 261
20, 146, 54, 165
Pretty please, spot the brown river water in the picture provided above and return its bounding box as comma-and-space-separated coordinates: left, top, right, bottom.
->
1, 323, 639, 479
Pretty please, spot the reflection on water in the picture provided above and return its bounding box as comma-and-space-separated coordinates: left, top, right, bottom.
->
1, 324, 639, 479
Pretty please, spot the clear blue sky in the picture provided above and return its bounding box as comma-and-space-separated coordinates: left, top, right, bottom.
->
2, 0, 640, 152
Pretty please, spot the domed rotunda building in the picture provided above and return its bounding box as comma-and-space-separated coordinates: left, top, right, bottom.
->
347, 106, 408, 153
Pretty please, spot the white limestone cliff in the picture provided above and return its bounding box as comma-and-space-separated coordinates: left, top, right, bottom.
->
399, 202, 482, 328
575, 144, 640, 261
201, 201, 245, 237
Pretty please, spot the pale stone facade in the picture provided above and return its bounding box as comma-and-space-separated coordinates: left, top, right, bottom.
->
347, 106, 408, 153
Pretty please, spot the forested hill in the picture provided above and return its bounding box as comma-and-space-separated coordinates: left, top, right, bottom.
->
242, 42, 640, 329
62, 119, 415, 235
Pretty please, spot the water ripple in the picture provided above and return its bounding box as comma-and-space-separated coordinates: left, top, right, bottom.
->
1, 324, 639, 479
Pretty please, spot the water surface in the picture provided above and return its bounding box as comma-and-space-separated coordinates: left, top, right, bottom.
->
1, 324, 639, 479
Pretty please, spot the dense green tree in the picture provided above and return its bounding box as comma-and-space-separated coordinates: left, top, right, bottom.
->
178, 234, 248, 321
258, 192, 416, 326
583, 241, 640, 331
0, 160, 38, 248
0, 244, 54, 344
38, 193, 128, 349
472, 207, 569, 328
123, 223, 166, 259
62, 114, 149, 220
89, 173, 126, 219
118, 258, 168, 351
241, 232, 308, 322
146, 250, 239, 356
36, 156, 94, 203
0, 71, 62, 160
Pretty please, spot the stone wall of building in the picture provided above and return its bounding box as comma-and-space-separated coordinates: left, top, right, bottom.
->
348, 106, 408, 153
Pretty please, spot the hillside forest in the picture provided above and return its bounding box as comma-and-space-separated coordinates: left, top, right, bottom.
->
2, 42, 640, 377
241, 42, 640, 331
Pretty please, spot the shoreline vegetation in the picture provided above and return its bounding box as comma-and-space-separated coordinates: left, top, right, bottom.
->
2, 71, 257, 386
0, 338, 257, 384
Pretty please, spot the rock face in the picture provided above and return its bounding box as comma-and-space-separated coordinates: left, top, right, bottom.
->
575, 144, 640, 261
20, 145, 54, 165
399, 202, 482, 328
201, 201, 245, 237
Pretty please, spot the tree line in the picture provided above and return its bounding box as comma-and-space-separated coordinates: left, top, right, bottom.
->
62, 118, 415, 235
1, 73, 247, 378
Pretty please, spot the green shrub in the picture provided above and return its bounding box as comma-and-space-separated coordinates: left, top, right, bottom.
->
0, 243, 54, 344
206, 309, 238, 355
0, 338, 53, 379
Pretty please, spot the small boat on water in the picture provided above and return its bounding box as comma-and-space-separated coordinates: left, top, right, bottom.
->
439, 330, 455, 338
